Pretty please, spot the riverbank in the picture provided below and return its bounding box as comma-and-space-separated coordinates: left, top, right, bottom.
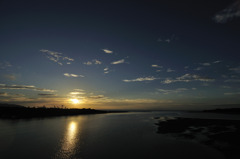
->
155, 117, 240, 159
0, 104, 127, 119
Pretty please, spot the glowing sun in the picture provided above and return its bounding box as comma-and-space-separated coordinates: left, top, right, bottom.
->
70, 98, 81, 104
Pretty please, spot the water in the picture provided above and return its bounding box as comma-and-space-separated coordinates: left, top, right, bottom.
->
0, 111, 228, 159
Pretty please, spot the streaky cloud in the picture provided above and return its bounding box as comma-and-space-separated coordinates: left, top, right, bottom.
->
0, 61, 12, 69
166, 68, 175, 72
63, 73, 84, 78
151, 64, 163, 68
40, 49, 74, 65
162, 74, 215, 84
157, 88, 188, 94
38, 93, 56, 96
224, 79, 240, 82
213, 0, 240, 23
102, 49, 113, 54
83, 59, 102, 65
111, 59, 125, 65
123, 77, 158, 82
0, 84, 56, 92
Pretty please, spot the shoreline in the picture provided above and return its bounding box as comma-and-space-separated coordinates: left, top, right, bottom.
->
0, 106, 127, 119
155, 117, 240, 159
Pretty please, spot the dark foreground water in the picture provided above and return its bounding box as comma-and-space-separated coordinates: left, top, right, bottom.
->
1, 111, 238, 159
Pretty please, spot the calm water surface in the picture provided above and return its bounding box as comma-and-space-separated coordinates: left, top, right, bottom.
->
0, 111, 231, 159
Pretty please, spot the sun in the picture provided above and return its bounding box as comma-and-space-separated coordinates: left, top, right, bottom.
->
70, 98, 81, 104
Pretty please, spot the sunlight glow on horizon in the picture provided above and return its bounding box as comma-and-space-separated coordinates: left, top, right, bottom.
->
70, 98, 82, 104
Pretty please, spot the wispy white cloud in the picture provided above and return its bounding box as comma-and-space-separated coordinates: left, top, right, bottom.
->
229, 66, 240, 73
70, 92, 85, 95
87, 95, 105, 99
102, 49, 113, 54
83, 59, 102, 65
0, 61, 12, 69
213, 60, 222, 64
162, 74, 215, 84
213, 0, 240, 23
0, 84, 56, 92
83, 61, 92, 65
3, 74, 16, 81
221, 85, 231, 89
38, 93, 56, 96
224, 92, 240, 95
194, 67, 203, 71
123, 77, 158, 82
104, 67, 109, 74
200, 63, 211, 66
40, 49, 74, 65
224, 79, 240, 82
93, 59, 102, 64
157, 88, 188, 94
63, 73, 84, 78
151, 64, 163, 68
157, 34, 177, 43
111, 59, 125, 65
166, 68, 175, 72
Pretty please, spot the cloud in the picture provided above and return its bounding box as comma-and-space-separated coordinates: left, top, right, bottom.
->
69, 91, 85, 95
166, 68, 175, 72
88, 95, 105, 99
102, 49, 113, 54
83, 59, 102, 65
0, 92, 8, 97
83, 61, 93, 65
158, 34, 177, 43
123, 77, 158, 82
224, 79, 240, 82
63, 73, 84, 78
213, 60, 222, 64
3, 74, 16, 81
224, 92, 240, 95
151, 64, 163, 68
0, 84, 56, 92
221, 86, 231, 89
200, 63, 211, 66
194, 67, 203, 71
38, 93, 56, 96
104, 67, 109, 74
0, 61, 12, 69
93, 59, 102, 64
157, 88, 188, 94
213, 0, 240, 23
111, 59, 125, 65
40, 49, 74, 65
162, 74, 215, 84
229, 66, 240, 73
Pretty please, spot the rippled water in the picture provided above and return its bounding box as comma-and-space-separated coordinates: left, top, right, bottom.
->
0, 111, 229, 159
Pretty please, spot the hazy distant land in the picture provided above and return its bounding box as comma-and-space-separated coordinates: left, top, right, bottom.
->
0, 103, 124, 119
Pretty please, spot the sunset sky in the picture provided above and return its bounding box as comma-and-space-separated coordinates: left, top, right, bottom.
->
0, 0, 240, 110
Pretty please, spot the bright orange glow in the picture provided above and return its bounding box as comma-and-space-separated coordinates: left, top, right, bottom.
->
70, 98, 81, 104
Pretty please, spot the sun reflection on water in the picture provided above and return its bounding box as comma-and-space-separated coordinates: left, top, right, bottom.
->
55, 121, 80, 159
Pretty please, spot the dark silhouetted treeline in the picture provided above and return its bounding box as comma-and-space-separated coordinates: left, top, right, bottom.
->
203, 108, 240, 114
0, 103, 125, 119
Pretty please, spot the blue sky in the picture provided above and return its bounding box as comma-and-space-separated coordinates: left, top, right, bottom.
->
0, 0, 240, 110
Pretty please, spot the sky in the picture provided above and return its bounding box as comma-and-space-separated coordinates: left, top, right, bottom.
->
0, 0, 240, 110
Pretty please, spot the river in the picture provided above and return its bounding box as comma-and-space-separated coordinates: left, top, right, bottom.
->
0, 111, 232, 159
